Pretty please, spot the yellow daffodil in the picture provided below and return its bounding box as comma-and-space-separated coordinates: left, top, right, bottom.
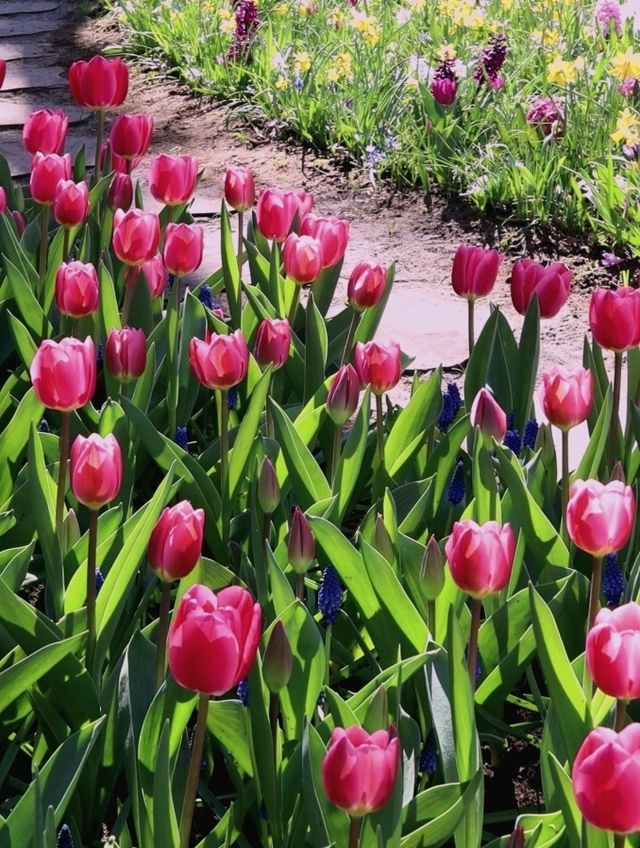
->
294, 51, 312, 73
612, 108, 640, 146
611, 48, 640, 82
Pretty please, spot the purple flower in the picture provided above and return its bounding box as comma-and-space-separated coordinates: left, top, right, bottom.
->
526, 96, 565, 140
473, 33, 507, 87
595, 0, 623, 37
602, 252, 625, 268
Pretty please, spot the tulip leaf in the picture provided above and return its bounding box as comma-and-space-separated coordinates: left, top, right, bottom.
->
313, 259, 344, 318
4, 258, 52, 339
386, 370, 442, 478
0, 211, 38, 288
331, 387, 371, 522
0, 388, 43, 505
304, 292, 329, 402
7, 310, 37, 369
464, 308, 499, 414
513, 296, 540, 432
228, 366, 272, 504
547, 753, 581, 847
399, 772, 482, 848
177, 291, 207, 427
221, 203, 242, 328
472, 435, 500, 524
152, 720, 181, 847
207, 699, 253, 777
573, 386, 612, 482
301, 723, 349, 848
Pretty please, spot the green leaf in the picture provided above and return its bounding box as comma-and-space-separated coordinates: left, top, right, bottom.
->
4, 258, 51, 338
0, 388, 43, 504
304, 293, 329, 402
400, 774, 483, 848
228, 367, 272, 503
270, 400, 331, 508
152, 720, 181, 848
386, 370, 442, 478
513, 297, 540, 431
177, 291, 206, 426
207, 700, 253, 776
221, 203, 242, 327
7, 311, 38, 369
464, 308, 499, 413
574, 387, 612, 482
331, 387, 371, 522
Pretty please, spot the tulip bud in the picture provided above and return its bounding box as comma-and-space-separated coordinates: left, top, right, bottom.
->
510, 258, 572, 319
258, 456, 281, 514
109, 113, 153, 161
611, 460, 626, 483
112, 208, 160, 267
22, 108, 68, 156
282, 233, 323, 284
149, 154, 198, 206
163, 222, 204, 277
451, 245, 502, 300
263, 621, 293, 694
327, 365, 360, 426
105, 327, 147, 382
224, 164, 255, 212
254, 318, 291, 370
300, 213, 349, 268
347, 262, 386, 311
55, 261, 99, 318
53, 179, 89, 228
107, 173, 133, 212
373, 514, 394, 565
30, 336, 96, 411
11, 210, 26, 237
421, 535, 444, 601
141, 254, 167, 299
589, 287, 640, 352
354, 341, 402, 395
506, 827, 525, 848
363, 685, 389, 732
148, 500, 205, 581
470, 388, 507, 441
256, 187, 299, 242
288, 506, 315, 574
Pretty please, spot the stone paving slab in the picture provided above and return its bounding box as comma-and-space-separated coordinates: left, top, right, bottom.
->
3, 66, 67, 91
0, 101, 87, 129
0, 14, 64, 38
1, 136, 96, 177
0, 1, 60, 15
0, 40, 53, 61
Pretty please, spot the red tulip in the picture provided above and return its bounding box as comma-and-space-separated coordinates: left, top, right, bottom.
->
347, 262, 386, 311
55, 261, 99, 318
22, 108, 68, 156
288, 506, 315, 574
539, 367, 594, 430
30, 152, 72, 206
112, 208, 160, 267
282, 233, 323, 284
53, 179, 89, 227
163, 223, 204, 276
70, 433, 122, 509
0, 187, 7, 214
30, 336, 96, 411
224, 164, 255, 212
587, 604, 640, 700
354, 341, 402, 395
68, 56, 129, 110
256, 187, 299, 242
149, 154, 198, 206
291, 188, 314, 218
470, 387, 507, 441
254, 318, 291, 370
147, 500, 205, 581
327, 364, 360, 426
566, 480, 635, 557
189, 329, 249, 390
431, 77, 458, 105
168, 584, 262, 695
300, 213, 349, 268
109, 113, 153, 161
509, 258, 572, 318
321, 725, 401, 817
445, 519, 515, 598
589, 288, 640, 352
141, 254, 166, 299
572, 725, 640, 834
0, 60, 6, 90
451, 245, 502, 300
105, 327, 147, 382
107, 173, 133, 212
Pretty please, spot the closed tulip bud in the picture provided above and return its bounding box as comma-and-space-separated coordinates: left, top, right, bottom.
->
572, 725, 640, 834
11, 210, 26, 236
566, 480, 635, 557
288, 506, 315, 574
189, 329, 249, 390
30, 152, 72, 205
254, 318, 291, 370
451, 245, 502, 300
300, 214, 349, 268
68, 56, 129, 110
53, 179, 89, 227
0, 187, 6, 214
354, 341, 402, 395
30, 336, 96, 411
321, 725, 401, 817
109, 113, 153, 160
70, 433, 123, 509
258, 456, 281, 514
22, 108, 68, 156
509, 258, 572, 318
587, 604, 640, 700
148, 500, 205, 581
256, 187, 299, 242
163, 222, 204, 276
470, 387, 507, 441
282, 233, 323, 284
506, 828, 525, 848
105, 327, 147, 382
327, 364, 360, 426
55, 261, 99, 318
168, 584, 262, 695
445, 519, 515, 598
373, 514, 394, 564
141, 254, 166, 298
149, 153, 198, 206
112, 208, 160, 266
0, 60, 5, 90
347, 262, 386, 311
539, 367, 593, 430
589, 287, 640, 352
263, 621, 293, 693
364, 685, 389, 733
224, 164, 255, 212
611, 461, 626, 483
431, 77, 458, 106
107, 172, 133, 212
422, 535, 444, 601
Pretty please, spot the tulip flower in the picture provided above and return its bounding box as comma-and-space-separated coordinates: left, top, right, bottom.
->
509, 258, 572, 319
70, 433, 123, 510
22, 108, 68, 156
540, 367, 594, 430
55, 261, 99, 318
107, 172, 133, 212
445, 519, 515, 600
189, 329, 249, 391
422, 535, 445, 611
347, 262, 386, 312
288, 505, 315, 591
30, 152, 72, 206
291, 188, 314, 218
30, 335, 96, 412
0, 60, 5, 90
452, 245, 502, 356
589, 288, 640, 353
300, 214, 349, 268
112, 208, 160, 267
573, 725, 640, 834
163, 223, 204, 277
327, 364, 360, 427
0, 187, 6, 214
254, 318, 291, 370
263, 621, 293, 694
354, 341, 402, 395
109, 113, 153, 163
224, 164, 255, 212
11, 210, 25, 236
53, 179, 89, 229
256, 187, 299, 242
587, 604, 640, 700
470, 387, 507, 441
105, 327, 147, 382
141, 254, 166, 299
148, 500, 205, 582
282, 232, 323, 285
149, 153, 198, 206
258, 456, 280, 515
321, 725, 401, 818
431, 77, 458, 105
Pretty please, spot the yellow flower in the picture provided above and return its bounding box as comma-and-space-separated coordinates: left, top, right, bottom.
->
275, 76, 290, 90
330, 7, 345, 27
547, 56, 581, 85
294, 51, 312, 73
611, 48, 640, 82
531, 28, 560, 48
327, 67, 340, 83
274, 2, 288, 13
437, 43, 457, 61
409, 0, 425, 11
220, 16, 236, 34
612, 108, 640, 146
350, 11, 380, 45
336, 51, 353, 79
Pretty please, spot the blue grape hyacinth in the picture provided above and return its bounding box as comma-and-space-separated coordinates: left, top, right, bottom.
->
318, 565, 342, 625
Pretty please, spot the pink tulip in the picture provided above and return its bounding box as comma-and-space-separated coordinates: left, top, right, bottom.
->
445, 519, 515, 598
539, 367, 594, 430
109, 114, 153, 161
147, 500, 205, 581
149, 154, 198, 206
282, 233, 323, 284
291, 188, 314, 218
587, 604, 640, 700
573, 725, 640, 834
510, 258, 572, 318
70, 433, 122, 509
69, 56, 129, 110
22, 108, 68, 156
254, 319, 291, 370
105, 328, 147, 382
256, 187, 299, 242
566, 480, 635, 557
0, 61, 6, 90
451, 245, 502, 300
470, 388, 507, 441
589, 288, 640, 352
300, 213, 349, 268
53, 179, 89, 228
354, 341, 402, 395
107, 173, 133, 212
168, 584, 262, 695
347, 262, 386, 311
224, 164, 255, 212
55, 261, 99, 318
0, 187, 6, 214
431, 77, 458, 105
327, 364, 360, 426
30, 336, 96, 411
189, 329, 249, 390
112, 208, 160, 267
141, 254, 166, 298
321, 726, 401, 817
30, 152, 72, 206
163, 223, 204, 277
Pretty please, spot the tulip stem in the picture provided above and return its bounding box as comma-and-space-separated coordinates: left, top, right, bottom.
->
427, 600, 436, 640
39, 205, 50, 295
348, 817, 361, 848
330, 426, 342, 485
467, 299, 475, 358
296, 573, 305, 602
220, 390, 229, 498
614, 835, 625, 848
610, 351, 623, 463
236, 211, 244, 281
561, 429, 569, 522
94, 110, 105, 185
266, 378, 274, 441
587, 556, 603, 634
179, 692, 209, 848
375, 393, 385, 472
86, 508, 98, 674
467, 598, 481, 694
121, 275, 136, 327
62, 228, 71, 263
340, 310, 359, 366
269, 692, 279, 766
288, 289, 299, 328
615, 699, 627, 732
155, 581, 172, 690
55, 412, 70, 549
324, 623, 332, 687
